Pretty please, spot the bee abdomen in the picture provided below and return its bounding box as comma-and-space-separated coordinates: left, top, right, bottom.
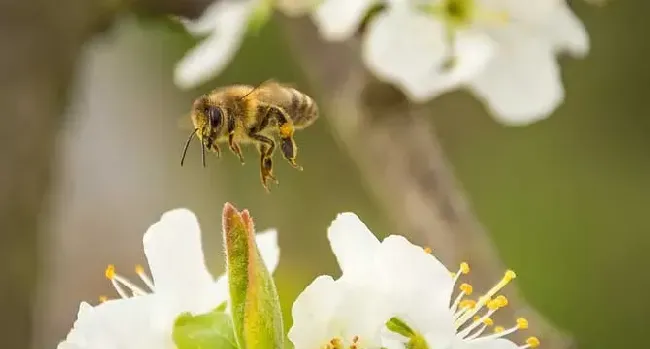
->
290, 91, 319, 128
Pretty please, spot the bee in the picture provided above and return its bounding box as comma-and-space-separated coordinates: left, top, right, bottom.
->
179, 80, 319, 192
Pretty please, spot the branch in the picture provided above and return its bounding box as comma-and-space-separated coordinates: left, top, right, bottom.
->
281, 16, 574, 349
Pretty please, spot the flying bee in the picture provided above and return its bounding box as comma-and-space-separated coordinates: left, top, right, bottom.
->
179, 80, 319, 192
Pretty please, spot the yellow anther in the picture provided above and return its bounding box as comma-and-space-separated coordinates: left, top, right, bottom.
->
460, 283, 473, 295
423, 246, 432, 254
460, 262, 470, 274
494, 326, 505, 333
460, 299, 476, 309
473, 315, 480, 322
98, 295, 108, 303
504, 270, 517, 281
495, 295, 508, 307
484, 317, 494, 326
526, 337, 540, 348
487, 299, 500, 310
105, 264, 116, 280
517, 318, 529, 329
135, 264, 145, 274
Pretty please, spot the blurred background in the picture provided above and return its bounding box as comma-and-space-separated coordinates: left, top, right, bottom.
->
0, 1, 646, 349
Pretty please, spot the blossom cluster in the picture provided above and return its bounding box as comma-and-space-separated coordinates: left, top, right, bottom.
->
174, 0, 590, 126
58, 205, 539, 349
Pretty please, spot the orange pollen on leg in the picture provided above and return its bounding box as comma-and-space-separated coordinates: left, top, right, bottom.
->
279, 124, 293, 138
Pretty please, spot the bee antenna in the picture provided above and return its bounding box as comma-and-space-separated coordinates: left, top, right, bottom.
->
238, 79, 273, 101
180, 128, 198, 167
201, 141, 206, 168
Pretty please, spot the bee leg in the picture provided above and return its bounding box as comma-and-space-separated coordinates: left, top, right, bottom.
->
226, 117, 245, 164
251, 135, 278, 191
268, 106, 303, 171
205, 137, 221, 158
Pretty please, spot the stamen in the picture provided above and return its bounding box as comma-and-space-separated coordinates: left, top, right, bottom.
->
519, 337, 540, 349
457, 299, 501, 335
98, 295, 108, 303
471, 317, 529, 342
105, 265, 128, 299
452, 262, 470, 286
135, 264, 155, 291
423, 246, 432, 254
450, 283, 473, 313
104, 264, 148, 298
456, 270, 516, 325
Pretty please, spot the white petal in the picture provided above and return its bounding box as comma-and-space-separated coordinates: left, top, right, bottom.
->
399, 30, 496, 102
255, 228, 280, 273
374, 236, 455, 338
362, 7, 474, 101
312, 0, 376, 41
288, 275, 342, 349
182, 0, 254, 35
288, 275, 388, 349
543, 3, 589, 57
327, 213, 380, 281
174, 1, 251, 89
142, 208, 214, 304
59, 296, 169, 349
468, 35, 563, 126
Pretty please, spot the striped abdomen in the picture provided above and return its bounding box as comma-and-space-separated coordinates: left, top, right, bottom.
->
285, 88, 319, 129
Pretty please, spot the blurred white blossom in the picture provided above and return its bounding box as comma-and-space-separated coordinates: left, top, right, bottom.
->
313, 0, 588, 125
289, 212, 539, 349
58, 208, 279, 349
174, 0, 320, 89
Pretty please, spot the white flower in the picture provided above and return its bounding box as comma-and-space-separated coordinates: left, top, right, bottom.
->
289, 212, 539, 349
174, 0, 257, 89
314, 0, 588, 125
174, 0, 320, 89
58, 208, 280, 349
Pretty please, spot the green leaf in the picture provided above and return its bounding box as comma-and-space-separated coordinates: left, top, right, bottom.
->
172, 309, 238, 349
222, 203, 284, 349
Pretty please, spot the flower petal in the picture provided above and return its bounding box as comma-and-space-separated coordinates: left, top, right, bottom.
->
288, 275, 341, 349
543, 3, 589, 57
362, 8, 491, 102
181, 0, 254, 35
468, 34, 563, 125
255, 228, 280, 273
288, 275, 388, 349
174, 1, 251, 89
374, 235, 455, 339
312, 0, 376, 41
58, 296, 168, 349
327, 213, 380, 281
397, 29, 496, 102
142, 208, 215, 312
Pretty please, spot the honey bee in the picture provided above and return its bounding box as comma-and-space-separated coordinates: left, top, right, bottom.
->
179, 80, 319, 192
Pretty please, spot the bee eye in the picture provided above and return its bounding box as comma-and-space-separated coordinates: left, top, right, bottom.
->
205, 106, 223, 129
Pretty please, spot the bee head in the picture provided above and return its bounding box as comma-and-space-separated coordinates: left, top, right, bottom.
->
180, 96, 226, 168
192, 96, 224, 137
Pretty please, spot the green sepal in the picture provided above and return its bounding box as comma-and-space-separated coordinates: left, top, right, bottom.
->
222, 203, 284, 349
172, 309, 238, 349
386, 317, 429, 349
